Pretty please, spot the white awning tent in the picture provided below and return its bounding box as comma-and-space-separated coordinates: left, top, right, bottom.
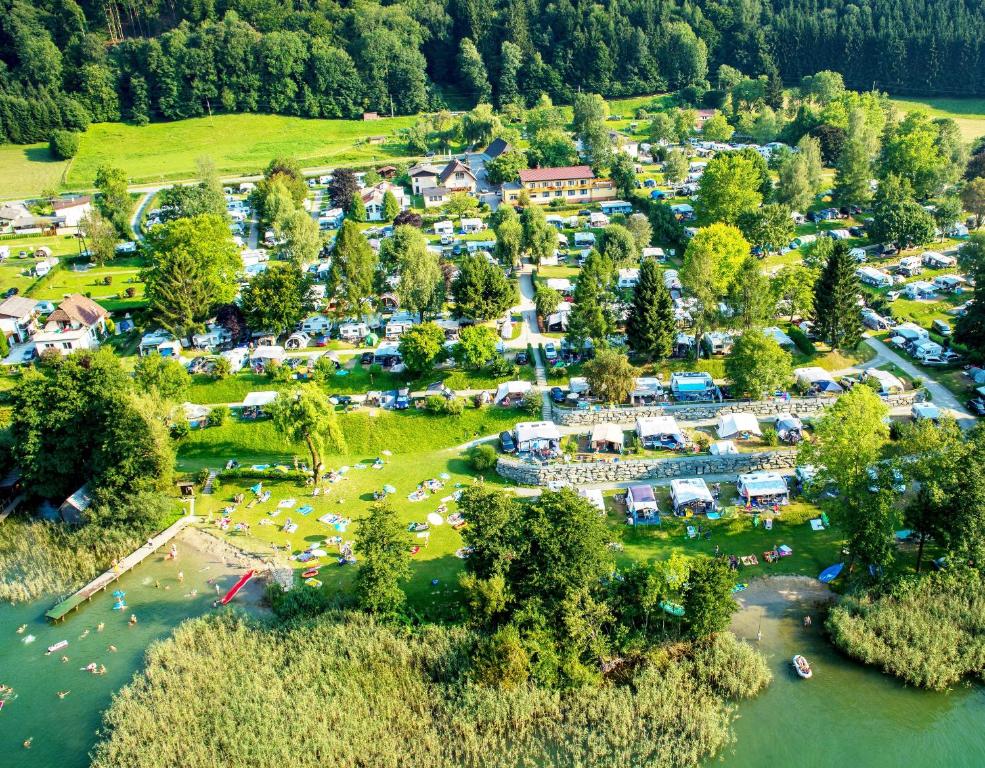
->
494, 380, 532, 404
546, 277, 573, 293
577, 488, 606, 513
794, 366, 843, 394
709, 440, 739, 455
514, 421, 562, 452
670, 478, 714, 512
635, 416, 684, 446
590, 423, 625, 449
626, 484, 658, 515
775, 413, 803, 432
241, 390, 279, 408
865, 367, 905, 394
717, 412, 762, 438
250, 345, 285, 362
568, 376, 590, 394
737, 472, 789, 501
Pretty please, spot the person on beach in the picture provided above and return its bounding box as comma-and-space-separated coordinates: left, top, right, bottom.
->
177, 571, 184, 583
169, 544, 177, 560
108, 645, 117, 652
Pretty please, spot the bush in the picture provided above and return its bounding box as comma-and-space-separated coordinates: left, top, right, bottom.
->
425, 395, 446, 413
444, 397, 466, 415
124, 287, 136, 298
472, 393, 487, 409
520, 390, 542, 416
49, 130, 80, 159
688, 430, 712, 451
467, 443, 498, 471
787, 324, 815, 356
269, 583, 333, 620
170, 417, 190, 440
209, 405, 229, 427
761, 426, 779, 446
103, 275, 113, 285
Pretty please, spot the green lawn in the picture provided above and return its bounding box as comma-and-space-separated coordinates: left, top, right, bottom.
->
888, 96, 985, 142
63, 113, 421, 191
0, 142, 69, 200
25, 256, 148, 312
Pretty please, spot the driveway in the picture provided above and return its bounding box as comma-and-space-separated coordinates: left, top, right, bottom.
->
863, 336, 973, 424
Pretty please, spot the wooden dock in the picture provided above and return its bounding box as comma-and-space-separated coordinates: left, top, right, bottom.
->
45, 515, 199, 622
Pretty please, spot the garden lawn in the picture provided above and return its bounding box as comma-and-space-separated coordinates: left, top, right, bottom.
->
26, 256, 148, 312
66, 114, 421, 190
0, 142, 69, 200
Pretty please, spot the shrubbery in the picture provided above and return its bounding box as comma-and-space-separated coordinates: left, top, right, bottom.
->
467, 443, 498, 471
49, 129, 80, 159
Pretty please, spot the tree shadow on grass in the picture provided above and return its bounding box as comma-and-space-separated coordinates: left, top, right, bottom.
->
24, 145, 59, 164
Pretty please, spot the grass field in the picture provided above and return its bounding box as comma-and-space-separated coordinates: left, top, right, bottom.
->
64, 113, 421, 190
889, 96, 985, 142
26, 256, 147, 312
0, 142, 69, 200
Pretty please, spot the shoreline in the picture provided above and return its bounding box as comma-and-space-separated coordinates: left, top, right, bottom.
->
176, 527, 276, 609
730, 575, 835, 642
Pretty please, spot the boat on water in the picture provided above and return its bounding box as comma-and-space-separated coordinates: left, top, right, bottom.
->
793, 655, 813, 679
46, 640, 69, 655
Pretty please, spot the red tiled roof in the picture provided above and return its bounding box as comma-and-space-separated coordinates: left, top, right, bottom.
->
518, 165, 595, 183
47, 293, 107, 327
52, 196, 92, 210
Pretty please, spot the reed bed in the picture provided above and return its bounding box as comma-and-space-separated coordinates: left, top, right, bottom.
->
92, 612, 770, 768
827, 569, 985, 690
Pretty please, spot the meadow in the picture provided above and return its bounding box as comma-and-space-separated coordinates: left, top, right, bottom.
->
888, 96, 985, 142
64, 113, 420, 190
0, 142, 69, 200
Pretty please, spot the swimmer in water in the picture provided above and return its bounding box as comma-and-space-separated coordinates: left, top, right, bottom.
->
57, 691, 70, 699
97, 665, 106, 675
108, 645, 117, 652
97, 622, 104, 632
79, 629, 89, 639
23, 738, 32, 749
16, 624, 26, 634
178, 571, 184, 583
61, 655, 69, 663
129, 614, 138, 625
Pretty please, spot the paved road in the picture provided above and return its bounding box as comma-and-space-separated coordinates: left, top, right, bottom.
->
862, 336, 973, 423
129, 187, 161, 240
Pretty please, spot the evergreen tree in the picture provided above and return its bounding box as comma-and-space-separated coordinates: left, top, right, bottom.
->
451, 253, 517, 320
812, 242, 862, 352
457, 38, 491, 105
327, 221, 378, 318
955, 235, 985, 357
355, 500, 411, 616
625, 259, 675, 360
349, 190, 367, 222
382, 190, 400, 221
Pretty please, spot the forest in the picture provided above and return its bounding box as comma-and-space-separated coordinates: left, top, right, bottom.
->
1, 0, 984, 144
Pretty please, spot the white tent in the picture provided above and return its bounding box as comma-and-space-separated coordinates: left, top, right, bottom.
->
250, 345, 284, 363
590, 423, 625, 450
635, 416, 684, 447
241, 390, 279, 408
494, 380, 532, 404
514, 421, 561, 452
717, 412, 762, 438
865, 367, 905, 394
577, 488, 605, 513
670, 478, 714, 513
709, 440, 739, 455
568, 376, 590, 394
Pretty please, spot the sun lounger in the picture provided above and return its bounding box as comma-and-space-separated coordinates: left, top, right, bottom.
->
778, 545, 793, 556
706, 512, 721, 520
764, 518, 773, 531
686, 525, 697, 539
297, 505, 313, 516
810, 518, 825, 531
283, 523, 299, 534
278, 498, 296, 508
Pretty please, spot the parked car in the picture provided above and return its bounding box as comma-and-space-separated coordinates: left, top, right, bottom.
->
932, 319, 952, 337
499, 430, 517, 453
550, 386, 566, 404
515, 351, 528, 365
544, 342, 558, 361
330, 395, 353, 406
360, 352, 374, 365
966, 398, 985, 416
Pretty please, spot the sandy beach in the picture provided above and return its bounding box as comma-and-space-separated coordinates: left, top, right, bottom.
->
177, 527, 273, 608
730, 575, 835, 642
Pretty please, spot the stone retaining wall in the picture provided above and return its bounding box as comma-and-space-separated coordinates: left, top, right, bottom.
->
496, 449, 798, 487
551, 393, 918, 425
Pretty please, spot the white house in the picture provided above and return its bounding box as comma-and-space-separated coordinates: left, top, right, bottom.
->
0, 296, 40, 344
360, 182, 408, 222
35, 294, 108, 356
717, 412, 762, 439
51, 196, 93, 228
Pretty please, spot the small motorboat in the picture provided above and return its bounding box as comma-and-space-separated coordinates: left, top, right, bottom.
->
793, 655, 813, 679
46, 640, 69, 655
301, 568, 320, 579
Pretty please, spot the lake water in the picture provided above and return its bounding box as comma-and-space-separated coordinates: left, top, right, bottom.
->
2, 562, 982, 768
0, 540, 260, 768
725, 590, 985, 768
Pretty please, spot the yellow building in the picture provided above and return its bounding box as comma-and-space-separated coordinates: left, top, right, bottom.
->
504, 165, 616, 206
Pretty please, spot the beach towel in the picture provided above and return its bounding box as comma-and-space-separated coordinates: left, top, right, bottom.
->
318, 513, 341, 525
810, 518, 825, 531
278, 498, 297, 509
740, 555, 759, 566
706, 512, 721, 521
297, 505, 314, 516
283, 523, 299, 534
416, 531, 429, 539
778, 545, 793, 556
267, 509, 281, 517
427, 512, 444, 526
410, 546, 421, 555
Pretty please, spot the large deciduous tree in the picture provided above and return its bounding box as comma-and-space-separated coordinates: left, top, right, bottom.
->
240, 265, 313, 336
354, 500, 411, 617
451, 253, 516, 320
695, 151, 764, 225
724, 329, 792, 398
266, 386, 344, 481
583, 348, 636, 404
680, 223, 749, 339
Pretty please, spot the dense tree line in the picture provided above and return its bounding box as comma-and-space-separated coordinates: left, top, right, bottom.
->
2, 0, 985, 143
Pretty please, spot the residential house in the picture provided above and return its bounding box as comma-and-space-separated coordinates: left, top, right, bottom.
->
32, 294, 108, 356
51, 196, 93, 228
0, 296, 40, 344
460, 217, 485, 234
439, 159, 477, 193
0, 202, 30, 230
506, 165, 616, 206
671, 371, 718, 402
138, 330, 182, 357
421, 187, 450, 209
408, 163, 443, 195
482, 138, 511, 161
360, 182, 409, 222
